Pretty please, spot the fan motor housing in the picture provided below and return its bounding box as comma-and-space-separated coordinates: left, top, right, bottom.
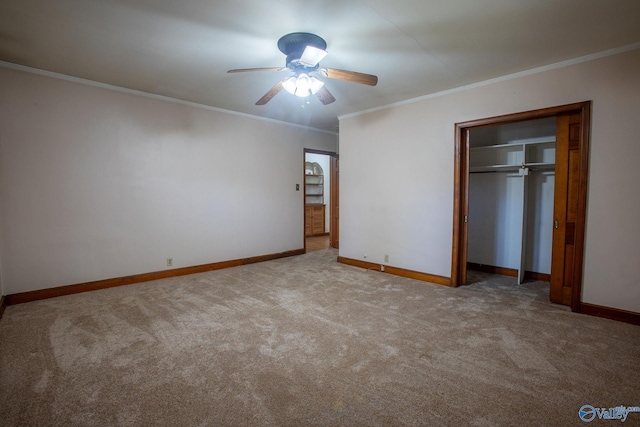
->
278, 32, 326, 72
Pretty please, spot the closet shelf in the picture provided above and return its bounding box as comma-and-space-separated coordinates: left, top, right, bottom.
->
470, 162, 555, 173
470, 136, 556, 173
470, 164, 521, 173
525, 162, 555, 170
470, 137, 556, 151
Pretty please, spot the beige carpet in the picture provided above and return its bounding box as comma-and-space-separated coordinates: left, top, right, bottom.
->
1, 248, 638, 426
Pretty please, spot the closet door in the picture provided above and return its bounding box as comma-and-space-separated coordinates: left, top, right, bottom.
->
550, 112, 582, 305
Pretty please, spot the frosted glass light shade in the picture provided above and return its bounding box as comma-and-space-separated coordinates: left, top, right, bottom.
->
300, 46, 328, 67
282, 74, 325, 97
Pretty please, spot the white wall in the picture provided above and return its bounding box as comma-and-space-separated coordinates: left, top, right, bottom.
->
525, 171, 555, 274
0, 66, 337, 295
468, 171, 555, 275
340, 47, 640, 313
468, 173, 525, 270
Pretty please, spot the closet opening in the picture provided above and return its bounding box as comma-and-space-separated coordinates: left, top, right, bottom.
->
451, 102, 591, 312
467, 117, 556, 285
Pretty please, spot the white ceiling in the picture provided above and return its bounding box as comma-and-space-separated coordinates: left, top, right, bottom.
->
2, 0, 640, 132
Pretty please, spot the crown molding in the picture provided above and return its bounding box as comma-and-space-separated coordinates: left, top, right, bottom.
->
0, 60, 337, 136
340, 42, 640, 121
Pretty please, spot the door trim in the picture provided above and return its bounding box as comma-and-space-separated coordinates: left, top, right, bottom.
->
451, 101, 591, 312
330, 155, 339, 249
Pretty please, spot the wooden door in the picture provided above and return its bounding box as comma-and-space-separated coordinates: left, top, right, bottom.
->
550, 112, 582, 305
330, 156, 339, 248
457, 129, 470, 285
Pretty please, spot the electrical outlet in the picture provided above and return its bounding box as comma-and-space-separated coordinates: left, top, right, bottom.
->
167, 258, 173, 267
381, 265, 385, 272
384, 254, 389, 263
296, 184, 300, 191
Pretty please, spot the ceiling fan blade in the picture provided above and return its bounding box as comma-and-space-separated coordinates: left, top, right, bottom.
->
300, 46, 328, 67
323, 68, 378, 86
227, 67, 285, 73
315, 86, 336, 105
256, 80, 285, 105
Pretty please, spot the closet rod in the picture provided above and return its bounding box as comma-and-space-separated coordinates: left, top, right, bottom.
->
470, 166, 555, 174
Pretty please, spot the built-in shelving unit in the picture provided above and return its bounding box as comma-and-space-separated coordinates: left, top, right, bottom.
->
470, 137, 556, 173
305, 174, 324, 204
305, 173, 325, 236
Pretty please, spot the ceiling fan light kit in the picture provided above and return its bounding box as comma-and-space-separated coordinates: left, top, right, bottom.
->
228, 32, 378, 105
282, 73, 324, 97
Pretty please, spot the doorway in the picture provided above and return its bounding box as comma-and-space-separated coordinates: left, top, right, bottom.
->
304, 149, 339, 252
451, 102, 591, 312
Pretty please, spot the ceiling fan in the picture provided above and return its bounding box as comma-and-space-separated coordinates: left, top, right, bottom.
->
228, 32, 378, 106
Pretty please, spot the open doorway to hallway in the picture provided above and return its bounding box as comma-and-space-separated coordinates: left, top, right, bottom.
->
304, 150, 337, 252
306, 235, 330, 252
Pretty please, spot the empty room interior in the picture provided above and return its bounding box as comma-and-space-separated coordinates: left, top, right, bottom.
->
1, 1, 639, 425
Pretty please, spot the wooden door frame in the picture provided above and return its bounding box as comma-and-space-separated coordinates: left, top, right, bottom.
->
303, 149, 339, 252
329, 155, 339, 249
451, 101, 591, 312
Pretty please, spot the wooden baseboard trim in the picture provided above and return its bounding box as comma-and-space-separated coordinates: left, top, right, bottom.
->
580, 303, 640, 326
525, 271, 551, 282
337, 256, 451, 287
0, 295, 6, 321
468, 263, 517, 277
306, 233, 329, 238
467, 263, 551, 282
5, 248, 305, 306
242, 249, 305, 265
